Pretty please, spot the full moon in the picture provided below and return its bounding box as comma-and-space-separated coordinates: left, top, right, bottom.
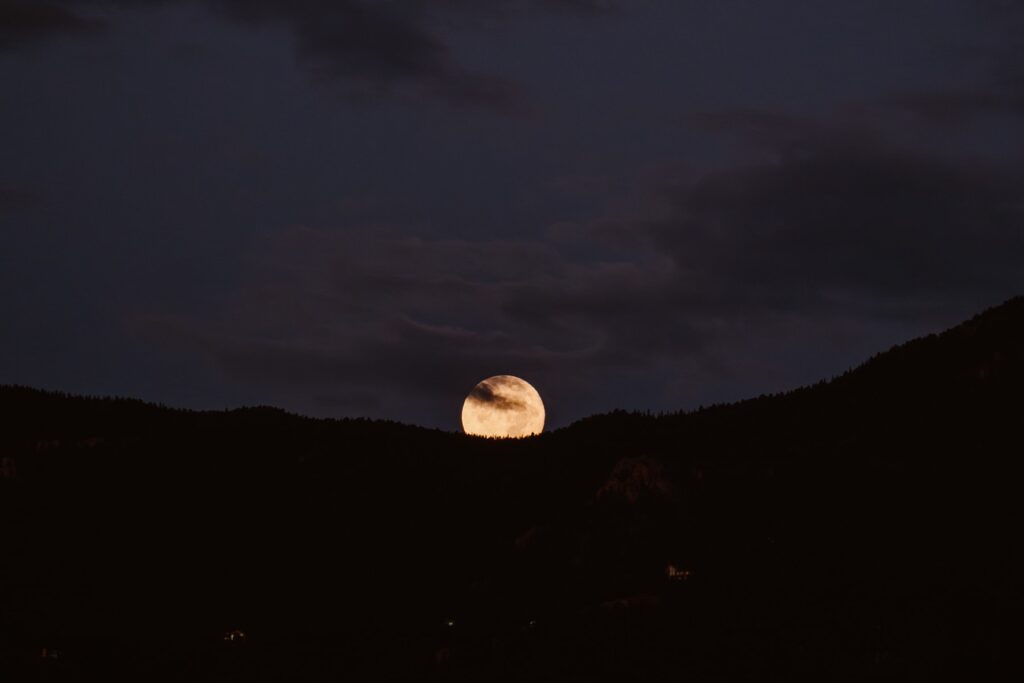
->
461, 375, 545, 438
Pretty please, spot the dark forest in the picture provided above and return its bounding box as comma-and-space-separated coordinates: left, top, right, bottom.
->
2, 298, 1023, 681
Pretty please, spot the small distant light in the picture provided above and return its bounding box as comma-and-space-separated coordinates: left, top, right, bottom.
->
666, 564, 693, 581
445, 618, 456, 628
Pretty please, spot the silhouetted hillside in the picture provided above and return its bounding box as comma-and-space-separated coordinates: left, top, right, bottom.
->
2, 298, 1023, 681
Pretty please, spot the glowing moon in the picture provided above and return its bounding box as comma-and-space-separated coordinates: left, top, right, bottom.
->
461, 375, 545, 438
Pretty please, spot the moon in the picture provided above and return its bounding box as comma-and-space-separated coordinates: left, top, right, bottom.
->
461, 375, 545, 438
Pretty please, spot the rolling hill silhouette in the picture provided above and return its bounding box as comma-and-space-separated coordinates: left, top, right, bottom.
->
2, 298, 1023, 681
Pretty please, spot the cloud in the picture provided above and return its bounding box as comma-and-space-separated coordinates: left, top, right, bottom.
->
11, 0, 614, 109
882, 0, 1024, 123
0, 1, 99, 50
651, 122, 1024, 314
207, 0, 518, 108
466, 377, 528, 411
686, 109, 826, 152
0, 185, 38, 214
883, 91, 1024, 126
134, 112, 1024, 425
131, 224, 673, 423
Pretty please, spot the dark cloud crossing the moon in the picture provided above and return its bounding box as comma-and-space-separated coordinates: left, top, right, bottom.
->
468, 377, 529, 412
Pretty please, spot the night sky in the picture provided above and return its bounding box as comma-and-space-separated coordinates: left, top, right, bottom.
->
2, 0, 1023, 429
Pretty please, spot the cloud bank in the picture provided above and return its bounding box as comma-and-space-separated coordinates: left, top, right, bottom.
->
136, 113, 1024, 425
3, 0, 615, 108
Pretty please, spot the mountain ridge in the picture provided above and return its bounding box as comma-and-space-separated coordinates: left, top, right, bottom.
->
3, 296, 1022, 441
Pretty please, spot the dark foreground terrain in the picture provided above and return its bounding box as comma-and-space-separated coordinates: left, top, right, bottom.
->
2, 299, 1024, 681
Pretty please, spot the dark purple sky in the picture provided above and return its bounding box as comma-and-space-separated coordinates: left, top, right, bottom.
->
2, 0, 1023, 429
